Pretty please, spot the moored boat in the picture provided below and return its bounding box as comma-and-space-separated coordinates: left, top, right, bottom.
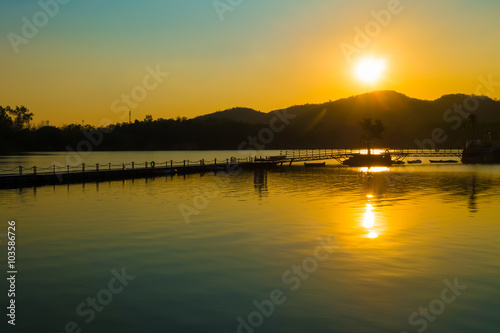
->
429, 160, 458, 163
304, 162, 326, 167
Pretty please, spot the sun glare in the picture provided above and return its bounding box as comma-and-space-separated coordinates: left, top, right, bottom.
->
355, 58, 387, 84
360, 167, 389, 173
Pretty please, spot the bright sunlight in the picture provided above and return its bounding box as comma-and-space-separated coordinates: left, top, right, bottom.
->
355, 58, 387, 84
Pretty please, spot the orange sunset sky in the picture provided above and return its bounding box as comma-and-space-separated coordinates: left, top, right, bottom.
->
1, 0, 500, 126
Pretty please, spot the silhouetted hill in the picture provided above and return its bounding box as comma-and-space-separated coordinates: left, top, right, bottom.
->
262, 90, 500, 148
2, 91, 500, 152
165, 90, 500, 149
193, 107, 271, 124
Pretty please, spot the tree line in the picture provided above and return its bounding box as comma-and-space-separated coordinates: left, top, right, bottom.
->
0, 107, 266, 152
2, 92, 499, 153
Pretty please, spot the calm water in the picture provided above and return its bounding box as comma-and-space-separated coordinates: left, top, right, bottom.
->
1, 152, 499, 333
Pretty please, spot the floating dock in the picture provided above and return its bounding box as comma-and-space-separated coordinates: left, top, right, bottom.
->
0, 159, 278, 189
0, 149, 464, 189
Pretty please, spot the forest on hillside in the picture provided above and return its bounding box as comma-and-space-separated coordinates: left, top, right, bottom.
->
1, 91, 499, 153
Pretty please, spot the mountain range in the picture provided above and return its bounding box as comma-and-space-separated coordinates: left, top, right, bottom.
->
2, 91, 500, 151
191, 90, 500, 149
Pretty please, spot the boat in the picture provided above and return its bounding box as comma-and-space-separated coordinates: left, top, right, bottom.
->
391, 160, 405, 165
429, 160, 458, 163
407, 160, 422, 164
304, 162, 326, 167
342, 153, 392, 167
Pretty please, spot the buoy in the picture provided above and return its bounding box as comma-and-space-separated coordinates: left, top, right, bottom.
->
150, 161, 155, 168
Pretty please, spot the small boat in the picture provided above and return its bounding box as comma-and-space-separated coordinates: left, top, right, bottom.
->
391, 160, 405, 165
407, 160, 422, 164
304, 162, 326, 167
429, 160, 459, 163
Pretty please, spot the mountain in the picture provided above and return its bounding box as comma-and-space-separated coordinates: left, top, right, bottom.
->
3, 91, 500, 151
191, 90, 500, 149
193, 107, 271, 124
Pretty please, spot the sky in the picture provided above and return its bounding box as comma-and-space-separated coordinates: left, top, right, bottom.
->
1, 0, 500, 126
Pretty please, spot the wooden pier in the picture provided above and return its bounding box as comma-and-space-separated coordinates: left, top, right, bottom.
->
0, 149, 464, 189
0, 158, 278, 189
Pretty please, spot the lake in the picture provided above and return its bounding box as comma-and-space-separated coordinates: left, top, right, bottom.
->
1, 151, 499, 333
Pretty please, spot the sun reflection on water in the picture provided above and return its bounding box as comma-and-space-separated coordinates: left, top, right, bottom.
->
363, 194, 379, 238
360, 167, 389, 173
363, 204, 375, 228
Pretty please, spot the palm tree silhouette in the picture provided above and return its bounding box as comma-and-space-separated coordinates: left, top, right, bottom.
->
359, 118, 385, 155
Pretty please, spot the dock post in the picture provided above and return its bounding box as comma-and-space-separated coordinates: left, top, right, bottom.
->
82, 163, 85, 173
122, 163, 125, 171
67, 165, 70, 174
53, 165, 56, 174
109, 163, 111, 171
215, 158, 217, 165
132, 162, 134, 170
145, 162, 148, 169
19, 166, 22, 176
96, 163, 99, 172
170, 160, 173, 168
33, 166, 37, 175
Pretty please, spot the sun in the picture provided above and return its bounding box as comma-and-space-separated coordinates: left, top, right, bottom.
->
355, 58, 387, 84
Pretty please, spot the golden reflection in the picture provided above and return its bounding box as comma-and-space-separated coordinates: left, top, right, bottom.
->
359, 167, 389, 173
358, 149, 387, 155
362, 194, 379, 239
363, 204, 375, 228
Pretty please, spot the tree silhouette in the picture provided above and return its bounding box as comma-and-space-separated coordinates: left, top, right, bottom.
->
359, 118, 385, 155
8, 106, 34, 130
468, 114, 477, 136
0, 106, 13, 130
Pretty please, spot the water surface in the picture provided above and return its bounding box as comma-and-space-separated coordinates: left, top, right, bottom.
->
0, 153, 499, 332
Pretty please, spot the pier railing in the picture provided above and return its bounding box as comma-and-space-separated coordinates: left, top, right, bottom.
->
0, 157, 258, 177
281, 148, 463, 159
0, 148, 464, 177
